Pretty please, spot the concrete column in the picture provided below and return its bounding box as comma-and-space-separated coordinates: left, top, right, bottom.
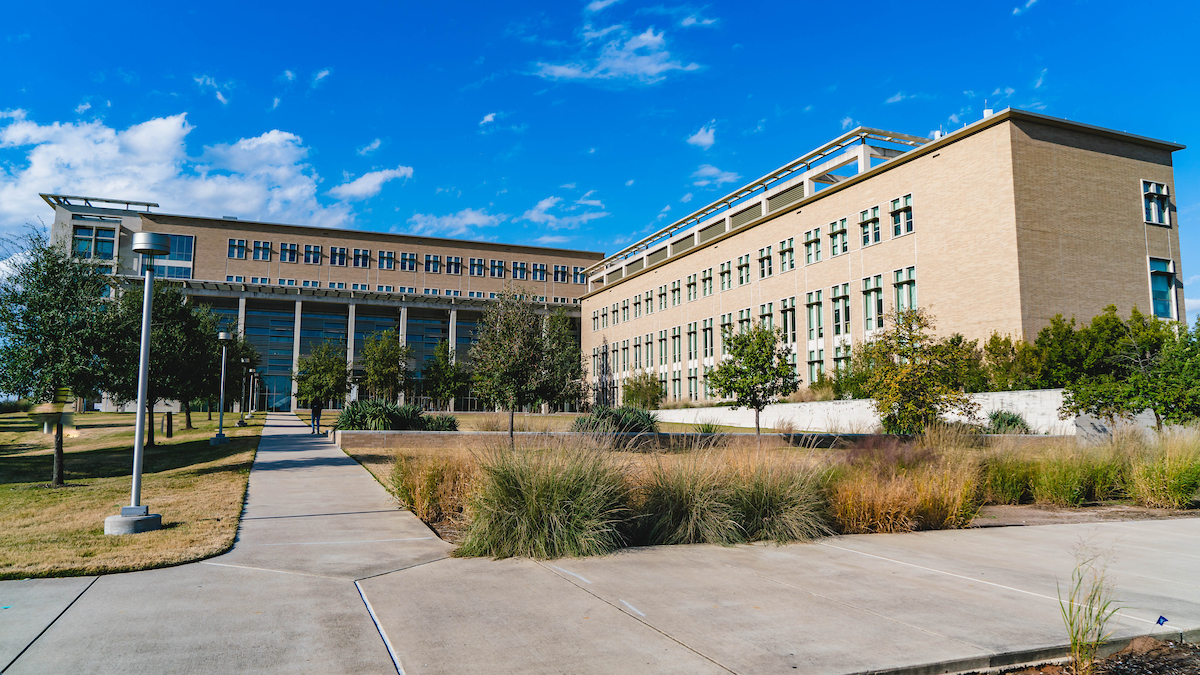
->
346, 303, 357, 404
857, 143, 870, 174
447, 307, 457, 412
291, 299, 302, 411
398, 304, 408, 404
237, 296, 247, 337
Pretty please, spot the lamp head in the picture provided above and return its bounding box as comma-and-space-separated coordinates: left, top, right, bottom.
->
132, 232, 170, 256
218, 331, 232, 342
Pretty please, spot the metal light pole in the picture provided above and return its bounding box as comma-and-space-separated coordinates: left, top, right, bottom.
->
212, 331, 232, 444
237, 357, 251, 426
248, 368, 257, 413
105, 232, 169, 535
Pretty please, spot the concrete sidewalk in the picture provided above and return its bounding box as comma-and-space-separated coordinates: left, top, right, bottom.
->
3, 413, 1198, 674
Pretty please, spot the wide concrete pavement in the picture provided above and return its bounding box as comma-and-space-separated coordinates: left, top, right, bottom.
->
3, 413, 1198, 674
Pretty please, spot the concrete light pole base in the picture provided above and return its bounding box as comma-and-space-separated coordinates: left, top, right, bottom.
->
210, 433, 229, 445
104, 510, 162, 535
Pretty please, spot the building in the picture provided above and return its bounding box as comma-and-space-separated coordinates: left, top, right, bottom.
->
46, 195, 603, 411
579, 108, 1185, 406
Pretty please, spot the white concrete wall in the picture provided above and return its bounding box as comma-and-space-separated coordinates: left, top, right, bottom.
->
654, 388, 1076, 435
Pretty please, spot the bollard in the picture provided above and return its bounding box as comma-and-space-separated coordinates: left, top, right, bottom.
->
164, 411, 173, 438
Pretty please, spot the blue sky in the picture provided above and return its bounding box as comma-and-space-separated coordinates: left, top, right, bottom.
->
1, 0, 1198, 316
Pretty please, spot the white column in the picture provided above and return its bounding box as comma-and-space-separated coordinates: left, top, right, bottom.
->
447, 307, 457, 412
397, 304, 408, 404
237, 296, 247, 337
857, 143, 871, 174
291, 299, 302, 411
346, 303, 357, 404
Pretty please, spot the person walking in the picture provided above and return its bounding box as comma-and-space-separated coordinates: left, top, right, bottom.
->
311, 399, 324, 435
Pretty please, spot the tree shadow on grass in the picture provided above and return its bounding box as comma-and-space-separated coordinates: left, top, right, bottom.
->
0, 436, 259, 485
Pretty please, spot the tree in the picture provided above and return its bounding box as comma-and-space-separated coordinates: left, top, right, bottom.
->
293, 340, 351, 407
854, 308, 980, 434
0, 231, 109, 486
622, 371, 665, 410
705, 322, 798, 438
359, 329, 413, 402
982, 333, 1042, 391
469, 286, 546, 440
421, 340, 469, 410
539, 307, 586, 411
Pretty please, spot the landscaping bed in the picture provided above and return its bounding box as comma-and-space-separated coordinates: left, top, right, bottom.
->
978, 637, 1200, 675
0, 411, 262, 579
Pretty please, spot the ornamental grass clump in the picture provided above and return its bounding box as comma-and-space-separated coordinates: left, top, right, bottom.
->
730, 460, 829, 544
635, 458, 741, 545
571, 405, 660, 435
980, 453, 1037, 504
455, 447, 631, 559
391, 454, 475, 526
1125, 437, 1200, 509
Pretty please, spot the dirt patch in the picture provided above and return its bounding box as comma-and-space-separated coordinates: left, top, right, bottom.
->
981, 638, 1200, 674
970, 504, 1200, 528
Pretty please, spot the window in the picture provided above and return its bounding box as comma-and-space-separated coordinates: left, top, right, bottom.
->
1149, 258, 1176, 319
425, 254, 441, 274
446, 289, 461, 297
490, 260, 506, 278
688, 368, 698, 400
894, 266, 917, 311
352, 283, 369, 290
377, 285, 394, 292
644, 290, 654, 314
304, 245, 322, 264
423, 288, 441, 295
860, 207, 881, 246
143, 262, 191, 279
329, 282, 346, 290
470, 291, 487, 299
621, 340, 629, 372
633, 294, 642, 318
611, 303, 619, 325
804, 229, 821, 264
469, 258, 486, 276
302, 280, 319, 288
806, 291, 824, 340
379, 251, 395, 270
228, 239, 247, 259
671, 326, 682, 363
737, 308, 752, 334
702, 319, 714, 358
592, 311, 600, 331
831, 283, 850, 336
719, 313, 733, 353
621, 299, 629, 322
891, 195, 914, 236
658, 331, 668, 365
759, 302, 773, 330
672, 371, 682, 401
829, 219, 848, 256
280, 243, 298, 263
687, 322, 698, 360
633, 337, 642, 369
72, 225, 117, 260
601, 307, 608, 328
330, 247, 347, 266
808, 349, 825, 384
554, 265, 570, 283
834, 344, 851, 373
251, 277, 271, 284
737, 255, 752, 285
227, 275, 245, 283
780, 297, 797, 343
253, 241, 271, 261
670, 280, 681, 306
719, 261, 733, 291
280, 278, 296, 286
353, 249, 371, 268
862, 275, 885, 332
701, 268, 714, 297
573, 267, 587, 284
400, 252, 418, 272
778, 238, 795, 271
1144, 181, 1170, 225
444, 256, 461, 275
758, 246, 773, 278
658, 285, 667, 311
511, 261, 527, 280
686, 274, 697, 301
531, 263, 546, 281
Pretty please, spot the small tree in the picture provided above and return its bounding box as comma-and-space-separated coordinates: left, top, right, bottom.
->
0, 232, 109, 486
294, 340, 351, 408
855, 308, 979, 434
705, 322, 798, 438
469, 286, 545, 440
622, 371, 665, 410
421, 340, 469, 410
540, 307, 586, 411
359, 329, 413, 402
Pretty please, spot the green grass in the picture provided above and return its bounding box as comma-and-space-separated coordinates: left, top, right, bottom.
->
636, 459, 741, 545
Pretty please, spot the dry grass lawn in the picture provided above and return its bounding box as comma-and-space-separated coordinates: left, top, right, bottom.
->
299, 407, 756, 433
0, 410, 261, 580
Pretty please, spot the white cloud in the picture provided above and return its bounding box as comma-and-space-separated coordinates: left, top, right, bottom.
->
560, 182, 577, 189
406, 208, 507, 237
1034, 68, 1048, 89
0, 110, 355, 233
659, 205, 671, 213
1186, 297, 1199, 322
586, 0, 620, 12
992, 86, 1016, 97
575, 189, 604, 208
480, 112, 496, 125
588, 148, 596, 154
1183, 275, 1200, 287
840, 116, 856, 130
271, 97, 281, 110
535, 27, 700, 85
282, 70, 296, 81
311, 69, 331, 87
74, 102, 91, 114
885, 92, 906, 104
357, 138, 382, 155
535, 234, 571, 245
686, 120, 716, 149
680, 15, 717, 26
215, 91, 229, 105
625, 179, 634, 186
1013, 0, 1037, 15
680, 192, 693, 203
691, 164, 740, 187
519, 196, 609, 230
327, 166, 413, 201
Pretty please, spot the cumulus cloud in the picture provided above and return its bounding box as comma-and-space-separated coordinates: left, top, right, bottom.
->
357, 138, 382, 155
407, 207, 507, 237
691, 164, 739, 187
586, 0, 620, 12
680, 192, 692, 202
480, 112, 496, 125
327, 166, 413, 201
520, 196, 609, 230
282, 70, 296, 81
535, 27, 699, 85
1013, 0, 1037, 15
0, 110, 355, 233
625, 179, 634, 186
886, 92, 907, 104
687, 120, 716, 149
75, 102, 91, 114
535, 234, 571, 245
311, 69, 331, 87
1187, 297, 1199, 322
560, 182, 577, 189
215, 92, 229, 105
271, 97, 281, 110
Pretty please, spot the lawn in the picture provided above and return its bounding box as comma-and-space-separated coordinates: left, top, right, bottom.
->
297, 407, 756, 433
0, 410, 262, 580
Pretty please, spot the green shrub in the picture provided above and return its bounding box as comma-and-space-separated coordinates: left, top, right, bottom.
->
1032, 455, 1090, 506
424, 414, 459, 432
731, 463, 828, 544
1127, 447, 1200, 509
336, 400, 429, 431
571, 406, 659, 435
636, 461, 741, 545
455, 449, 631, 559
0, 399, 32, 414
692, 419, 722, 435
985, 410, 1032, 435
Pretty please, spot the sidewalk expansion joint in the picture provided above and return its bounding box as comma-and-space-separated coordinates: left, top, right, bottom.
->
1, 576, 98, 674
355, 581, 404, 675
354, 556, 451, 582
199, 561, 345, 580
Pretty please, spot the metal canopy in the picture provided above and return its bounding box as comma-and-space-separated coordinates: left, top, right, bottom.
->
40, 193, 159, 211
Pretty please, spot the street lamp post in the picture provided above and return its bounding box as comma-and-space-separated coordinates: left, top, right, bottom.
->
105, 232, 170, 536
212, 331, 232, 444
248, 368, 257, 413
237, 357, 250, 426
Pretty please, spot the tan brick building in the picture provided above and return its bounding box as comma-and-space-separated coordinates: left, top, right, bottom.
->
579, 109, 1185, 405
46, 196, 602, 411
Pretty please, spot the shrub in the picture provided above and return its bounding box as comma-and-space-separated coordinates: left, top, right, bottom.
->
731, 462, 829, 544
455, 448, 631, 559
911, 460, 979, 529
336, 400, 440, 431
692, 419, 722, 435
391, 454, 474, 525
571, 406, 659, 435
0, 399, 32, 414
827, 467, 917, 534
424, 414, 459, 432
985, 410, 1032, 435
636, 460, 741, 545
622, 371, 666, 410
1126, 444, 1200, 509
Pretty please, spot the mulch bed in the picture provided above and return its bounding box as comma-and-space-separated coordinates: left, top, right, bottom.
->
984, 637, 1200, 675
